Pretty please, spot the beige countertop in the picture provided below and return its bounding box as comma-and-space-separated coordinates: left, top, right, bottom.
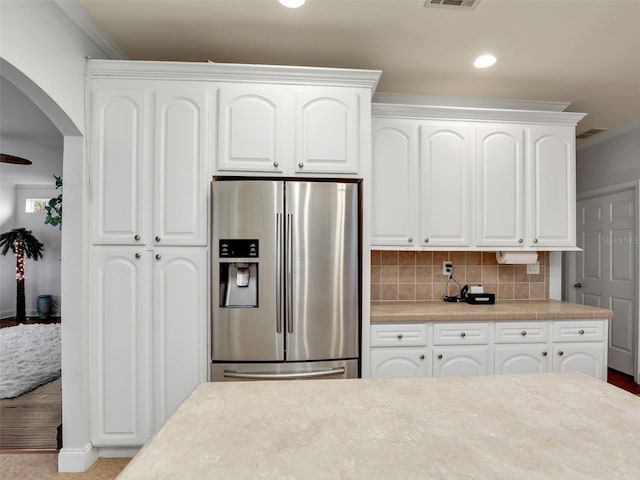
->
117, 372, 640, 480
371, 299, 613, 322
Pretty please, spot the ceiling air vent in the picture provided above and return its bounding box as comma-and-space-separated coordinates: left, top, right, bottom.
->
576, 128, 607, 140
424, 0, 480, 9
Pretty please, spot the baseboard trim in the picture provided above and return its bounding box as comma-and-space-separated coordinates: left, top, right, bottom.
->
97, 446, 140, 458
57, 443, 98, 472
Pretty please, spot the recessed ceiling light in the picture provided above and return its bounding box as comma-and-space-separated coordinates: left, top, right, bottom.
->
279, 0, 306, 7
473, 54, 497, 69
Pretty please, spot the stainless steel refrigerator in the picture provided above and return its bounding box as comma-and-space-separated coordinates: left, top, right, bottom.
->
211, 180, 360, 381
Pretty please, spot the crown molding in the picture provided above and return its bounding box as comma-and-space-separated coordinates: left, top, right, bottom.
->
86, 60, 382, 90
372, 102, 586, 126
373, 92, 571, 112
577, 116, 640, 151
54, 0, 127, 60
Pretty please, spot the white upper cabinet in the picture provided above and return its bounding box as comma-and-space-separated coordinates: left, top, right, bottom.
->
153, 87, 209, 245
90, 81, 209, 246
528, 125, 575, 247
371, 119, 418, 246
420, 123, 473, 247
216, 84, 368, 176
475, 124, 526, 247
295, 88, 360, 173
216, 86, 287, 173
90, 88, 148, 245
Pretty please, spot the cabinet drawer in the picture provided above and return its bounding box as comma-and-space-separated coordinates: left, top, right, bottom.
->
552, 320, 605, 342
433, 322, 489, 345
494, 321, 548, 343
370, 324, 427, 347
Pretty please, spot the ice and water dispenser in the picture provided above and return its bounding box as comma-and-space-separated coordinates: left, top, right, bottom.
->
219, 239, 259, 308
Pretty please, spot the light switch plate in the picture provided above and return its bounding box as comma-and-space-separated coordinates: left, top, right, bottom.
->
527, 262, 540, 275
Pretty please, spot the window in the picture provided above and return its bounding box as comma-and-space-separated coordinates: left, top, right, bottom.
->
25, 198, 49, 213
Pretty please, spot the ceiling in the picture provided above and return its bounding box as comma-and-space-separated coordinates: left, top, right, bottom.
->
75, 0, 640, 137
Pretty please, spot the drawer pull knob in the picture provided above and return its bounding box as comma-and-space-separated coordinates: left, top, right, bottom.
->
134, 234, 140, 241
273, 161, 279, 168
521, 330, 527, 336
408, 237, 413, 243
424, 238, 429, 243
460, 332, 466, 338
298, 162, 304, 169
533, 238, 539, 243
155, 254, 161, 261
437, 354, 443, 360
578, 329, 585, 335
542, 351, 548, 356
419, 354, 425, 360
134, 253, 141, 259
397, 333, 403, 339
518, 238, 523, 243
155, 235, 161, 242
558, 350, 564, 356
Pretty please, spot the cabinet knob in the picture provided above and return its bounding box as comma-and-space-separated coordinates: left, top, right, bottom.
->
419, 354, 425, 360
155, 235, 161, 242
397, 333, 403, 339
408, 237, 413, 243
521, 330, 527, 336
437, 354, 443, 360
134, 235, 140, 241
460, 332, 466, 338
518, 238, 523, 243
533, 238, 539, 244
134, 253, 141, 259
542, 351, 548, 356
578, 329, 585, 335
424, 238, 429, 243
273, 161, 279, 168
558, 350, 564, 356
298, 162, 304, 169
155, 254, 161, 261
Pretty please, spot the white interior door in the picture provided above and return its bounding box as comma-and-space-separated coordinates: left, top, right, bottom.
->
576, 189, 637, 376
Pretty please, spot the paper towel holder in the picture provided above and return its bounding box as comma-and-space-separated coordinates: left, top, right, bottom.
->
496, 251, 539, 265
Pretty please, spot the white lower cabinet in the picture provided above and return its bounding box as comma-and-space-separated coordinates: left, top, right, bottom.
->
91, 247, 208, 446
371, 348, 429, 378
433, 346, 490, 377
369, 319, 607, 381
494, 345, 550, 375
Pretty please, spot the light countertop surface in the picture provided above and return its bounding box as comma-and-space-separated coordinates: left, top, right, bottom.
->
117, 372, 640, 480
371, 300, 613, 322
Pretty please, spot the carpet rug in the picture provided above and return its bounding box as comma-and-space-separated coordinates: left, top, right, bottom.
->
0, 324, 61, 399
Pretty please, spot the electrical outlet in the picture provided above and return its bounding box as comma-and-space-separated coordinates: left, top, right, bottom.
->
443, 261, 453, 276
526, 262, 540, 275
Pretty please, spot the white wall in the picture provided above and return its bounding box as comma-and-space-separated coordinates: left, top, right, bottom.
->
577, 120, 640, 193
0, 185, 17, 318
1, 0, 114, 472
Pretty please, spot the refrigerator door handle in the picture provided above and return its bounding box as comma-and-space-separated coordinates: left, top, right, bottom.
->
286, 213, 293, 334
276, 213, 283, 334
223, 367, 345, 380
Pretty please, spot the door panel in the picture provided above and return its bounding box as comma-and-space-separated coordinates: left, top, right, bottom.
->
286, 182, 359, 361
211, 180, 283, 361
576, 189, 636, 375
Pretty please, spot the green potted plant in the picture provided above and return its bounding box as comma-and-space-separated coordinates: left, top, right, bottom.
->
0, 228, 44, 323
44, 175, 62, 229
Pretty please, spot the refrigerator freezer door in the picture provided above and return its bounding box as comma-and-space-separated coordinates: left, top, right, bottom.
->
212, 180, 284, 361
211, 359, 359, 381
285, 182, 359, 361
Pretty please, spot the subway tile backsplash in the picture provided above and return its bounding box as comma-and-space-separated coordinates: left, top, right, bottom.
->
371, 251, 549, 302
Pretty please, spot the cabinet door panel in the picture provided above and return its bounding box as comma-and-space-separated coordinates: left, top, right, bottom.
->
217, 86, 286, 172
420, 124, 473, 246
370, 348, 429, 378
153, 248, 208, 431
476, 125, 525, 246
552, 344, 605, 380
296, 89, 360, 173
529, 126, 575, 247
154, 88, 209, 245
91, 248, 151, 446
494, 345, 550, 375
91, 89, 148, 244
371, 120, 417, 246
433, 346, 490, 377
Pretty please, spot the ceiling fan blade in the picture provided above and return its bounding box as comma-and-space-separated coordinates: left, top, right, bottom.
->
0, 153, 32, 165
